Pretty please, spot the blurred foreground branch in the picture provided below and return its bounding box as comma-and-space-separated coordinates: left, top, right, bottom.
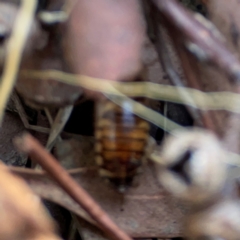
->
14, 133, 132, 240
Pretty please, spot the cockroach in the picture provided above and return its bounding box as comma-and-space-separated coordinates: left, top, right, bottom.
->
95, 90, 150, 192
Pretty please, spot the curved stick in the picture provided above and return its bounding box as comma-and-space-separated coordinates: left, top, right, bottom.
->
14, 133, 132, 240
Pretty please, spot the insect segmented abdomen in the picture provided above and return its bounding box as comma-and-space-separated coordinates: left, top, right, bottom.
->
95, 98, 150, 191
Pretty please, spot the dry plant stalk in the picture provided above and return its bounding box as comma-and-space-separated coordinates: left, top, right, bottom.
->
14, 133, 132, 240
0, 0, 37, 126
20, 69, 240, 166
19, 68, 240, 166
20, 69, 240, 114
0, 162, 60, 240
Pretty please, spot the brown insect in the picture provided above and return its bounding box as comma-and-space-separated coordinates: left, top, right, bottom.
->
95, 95, 150, 192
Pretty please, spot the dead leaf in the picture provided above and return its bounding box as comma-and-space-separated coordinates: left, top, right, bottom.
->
11, 163, 187, 238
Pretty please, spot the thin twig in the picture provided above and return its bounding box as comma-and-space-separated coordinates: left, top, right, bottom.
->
151, 0, 240, 83
0, 0, 37, 125
21, 69, 240, 114
163, 102, 168, 138
45, 105, 73, 151
143, 0, 201, 123
146, 0, 218, 131
44, 108, 54, 126
175, 45, 218, 132
223, 86, 240, 154
12, 92, 52, 134
14, 133, 132, 240
13, 92, 85, 139
105, 93, 183, 133
67, 216, 78, 240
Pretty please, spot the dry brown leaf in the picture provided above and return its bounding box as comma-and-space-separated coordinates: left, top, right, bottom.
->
11, 163, 187, 238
